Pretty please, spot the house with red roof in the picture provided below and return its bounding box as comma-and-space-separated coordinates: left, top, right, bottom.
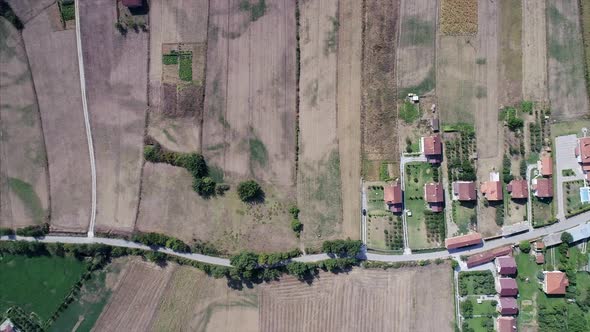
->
481, 180, 503, 201
496, 316, 517, 332
422, 135, 442, 164
536, 253, 545, 264
496, 278, 519, 297
445, 233, 482, 250
532, 178, 553, 198
496, 256, 517, 275
539, 156, 553, 176
543, 271, 569, 295
497, 297, 518, 315
575, 137, 590, 179
466, 246, 512, 268
507, 179, 528, 199
452, 181, 476, 201
384, 182, 403, 213
424, 182, 444, 212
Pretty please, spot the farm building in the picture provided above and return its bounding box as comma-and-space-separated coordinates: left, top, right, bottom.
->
481, 180, 503, 201
543, 223, 590, 247
496, 278, 518, 297
536, 253, 545, 264
497, 297, 518, 315
422, 135, 442, 164
430, 118, 440, 132
507, 179, 528, 199
452, 181, 476, 201
384, 182, 403, 213
445, 233, 482, 250
543, 271, 569, 295
532, 178, 553, 198
466, 246, 512, 268
424, 183, 444, 212
496, 256, 517, 275
496, 316, 517, 332
538, 156, 553, 177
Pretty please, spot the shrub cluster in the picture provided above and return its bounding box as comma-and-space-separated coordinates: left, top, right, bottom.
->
322, 239, 363, 257
288, 205, 303, 237
237, 180, 263, 202
0, 0, 23, 30
132, 232, 190, 252
15, 223, 49, 237
458, 271, 495, 296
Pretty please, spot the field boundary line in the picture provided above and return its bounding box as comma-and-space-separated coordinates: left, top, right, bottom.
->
74, 0, 97, 238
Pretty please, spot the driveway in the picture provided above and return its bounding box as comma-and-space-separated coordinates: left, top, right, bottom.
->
554, 135, 585, 219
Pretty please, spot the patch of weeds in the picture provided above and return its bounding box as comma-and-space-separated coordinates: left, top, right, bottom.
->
476, 57, 486, 65
206, 142, 229, 151
475, 86, 486, 99
399, 101, 421, 123
324, 16, 339, 55
398, 67, 435, 97
239, 0, 267, 22
208, 165, 224, 183
218, 114, 230, 129
162, 54, 178, 65
178, 54, 192, 81
249, 138, 268, 167
401, 16, 433, 46
520, 100, 533, 114
59, 1, 75, 22
8, 177, 45, 223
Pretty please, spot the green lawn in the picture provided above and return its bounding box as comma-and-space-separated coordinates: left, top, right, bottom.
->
515, 254, 541, 326
458, 271, 495, 296
464, 316, 494, 332
0, 255, 87, 320
367, 185, 386, 212
550, 121, 590, 139
471, 299, 496, 316
404, 162, 436, 249
452, 201, 476, 235
399, 101, 421, 124
563, 180, 590, 217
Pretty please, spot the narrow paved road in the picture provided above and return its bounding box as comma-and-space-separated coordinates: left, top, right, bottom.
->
74, 0, 97, 237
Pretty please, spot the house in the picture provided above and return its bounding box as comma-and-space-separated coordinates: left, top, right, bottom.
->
532, 178, 553, 198
431, 118, 440, 132
543, 271, 569, 295
507, 179, 528, 199
496, 256, 517, 275
575, 137, 590, 179
497, 316, 517, 332
384, 182, 403, 213
121, 0, 143, 8
497, 297, 518, 315
496, 278, 519, 297
539, 156, 553, 176
422, 135, 442, 164
445, 233, 482, 250
452, 181, 477, 201
466, 246, 512, 268
481, 180, 503, 201
536, 253, 545, 264
424, 182, 444, 212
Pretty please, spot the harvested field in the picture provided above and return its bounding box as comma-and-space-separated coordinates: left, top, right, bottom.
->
148, 0, 209, 152
259, 264, 454, 332
498, 0, 523, 105
522, 0, 548, 101
397, 0, 437, 97
297, 0, 342, 245
547, 0, 589, 120
361, 0, 400, 180
0, 19, 49, 228
202, 0, 296, 187
150, 266, 258, 332
337, 0, 363, 241
92, 259, 175, 332
136, 163, 298, 254
23, 5, 91, 232
440, 0, 477, 35
79, 0, 147, 233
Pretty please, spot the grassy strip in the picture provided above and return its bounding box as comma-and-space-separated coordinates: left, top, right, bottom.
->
178, 54, 192, 81
162, 54, 178, 65
579, 0, 590, 102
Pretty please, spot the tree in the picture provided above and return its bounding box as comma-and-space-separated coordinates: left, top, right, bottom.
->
561, 231, 573, 244
178, 153, 208, 179
230, 251, 259, 279
193, 177, 216, 197
237, 180, 263, 202
291, 219, 303, 235
507, 116, 524, 131
322, 239, 362, 257
286, 261, 316, 280
460, 300, 474, 318
519, 240, 531, 253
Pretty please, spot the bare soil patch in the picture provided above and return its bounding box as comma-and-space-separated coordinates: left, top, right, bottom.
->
547, 0, 589, 120
23, 6, 91, 232
259, 264, 454, 332
136, 163, 298, 254
522, 0, 548, 101
79, 0, 147, 233
0, 19, 49, 228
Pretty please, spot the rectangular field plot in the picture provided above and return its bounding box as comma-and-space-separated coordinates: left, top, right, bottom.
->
367, 214, 404, 252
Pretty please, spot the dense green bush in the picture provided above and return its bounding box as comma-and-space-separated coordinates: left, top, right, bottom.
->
519, 240, 531, 253
0, 1, 23, 30
458, 271, 495, 296
286, 261, 317, 280
0, 227, 15, 236
59, 2, 75, 22
322, 239, 362, 257
237, 180, 263, 202
16, 223, 49, 237
193, 177, 216, 197
291, 219, 303, 236
132, 232, 190, 252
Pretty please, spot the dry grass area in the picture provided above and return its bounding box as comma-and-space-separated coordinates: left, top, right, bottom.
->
147, 0, 209, 153
150, 266, 258, 332
93, 259, 175, 332
440, 0, 478, 35
22, 5, 91, 232
259, 264, 454, 332
79, 0, 147, 233
337, 0, 363, 243
547, 0, 589, 121
522, 0, 548, 101
0, 19, 49, 228
498, 0, 523, 105
297, 0, 342, 245
361, 0, 400, 180
136, 163, 298, 254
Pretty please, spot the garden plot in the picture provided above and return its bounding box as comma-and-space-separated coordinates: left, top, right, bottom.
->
147, 0, 209, 152
201, 0, 296, 187
367, 214, 404, 252
297, 0, 343, 246
337, 0, 363, 241
547, 0, 589, 120
0, 19, 49, 228
259, 264, 454, 332
396, 0, 437, 97
136, 163, 298, 254
361, 0, 400, 180
23, 6, 91, 232
522, 0, 548, 101
79, 0, 147, 234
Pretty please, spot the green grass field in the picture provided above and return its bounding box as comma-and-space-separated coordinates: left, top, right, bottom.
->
464, 316, 493, 332
404, 162, 435, 249
564, 180, 590, 217
0, 255, 87, 320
